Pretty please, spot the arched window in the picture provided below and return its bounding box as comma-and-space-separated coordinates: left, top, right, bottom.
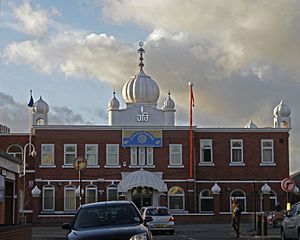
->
230, 189, 246, 212
7, 144, 23, 160
64, 185, 76, 212
43, 185, 55, 211
199, 189, 213, 213
260, 190, 277, 211
168, 186, 185, 214
107, 184, 118, 201
86, 185, 97, 204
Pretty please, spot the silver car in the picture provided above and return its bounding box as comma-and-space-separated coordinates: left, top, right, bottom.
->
281, 201, 300, 240
141, 206, 175, 235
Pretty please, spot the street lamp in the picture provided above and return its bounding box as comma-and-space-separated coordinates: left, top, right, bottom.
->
21, 142, 36, 224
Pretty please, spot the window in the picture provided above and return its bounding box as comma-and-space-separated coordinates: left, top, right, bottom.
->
260, 190, 277, 212
200, 139, 213, 164
43, 185, 55, 211
199, 189, 214, 213
169, 144, 182, 166
130, 147, 154, 166
86, 185, 97, 204
231, 140, 243, 163
64, 185, 76, 212
41, 144, 54, 166
168, 186, 185, 213
261, 140, 274, 163
106, 144, 119, 166
230, 190, 246, 212
7, 144, 22, 160
107, 185, 118, 201
64, 144, 77, 165
85, 144, 98, 166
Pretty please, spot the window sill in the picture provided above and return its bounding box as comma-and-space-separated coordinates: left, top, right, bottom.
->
198, 163, 215, 166
229, 163, 245, 167
168, 165, 184, 168
86, 165, 100, 168
104, 165, 121, 168
39, 165, 56, 168
62, 165, 74, 168
129, 165, 155, 168
260, 163, 276, 166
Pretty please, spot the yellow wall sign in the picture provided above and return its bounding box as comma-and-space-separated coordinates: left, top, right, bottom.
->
122, 130, 162, 147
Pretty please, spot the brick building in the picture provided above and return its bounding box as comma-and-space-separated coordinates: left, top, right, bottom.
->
0, 44, 292, 224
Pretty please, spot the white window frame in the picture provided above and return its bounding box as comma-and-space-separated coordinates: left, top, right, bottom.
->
261, 139, 274, 164
64, 144, 77, 166
130, 147, 138, 165
41, 144, 55, 167
7, 144, 23, 160
168, 186, 185, 214
42, 185, 55, 211
169, 144, 183, 167
259, 190, 277, 212
85, 144, 98, 167
230, 139, 244, 165
199, 189, 214, 213
64, 185, 76, 212
85, 185, 97, 204
130, 147, 154, 167
105, 144, 119, 167
147, 148, 153, 166
199, 139, 213, 165
230, 189, 246, 212
107, 184, 118, 201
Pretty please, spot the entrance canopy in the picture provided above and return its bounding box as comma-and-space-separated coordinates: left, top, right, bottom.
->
118, 169, 167, 193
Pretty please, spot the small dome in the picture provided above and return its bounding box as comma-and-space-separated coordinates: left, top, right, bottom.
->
245, 120, 257, 128
274, 99, 291, 117
33, 96, 49, 114
261, 183, 271, 194
108, 91, 120, 110
211, 183, 221, 194
31, 185, 41, 197
162, 91, 175, 110
122, 69, 160, 104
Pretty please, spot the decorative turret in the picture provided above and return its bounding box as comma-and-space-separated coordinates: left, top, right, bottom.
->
162, 91, 175, 111
273, 99, 291, 128
245, 120, 257, 128
108, 91, 120, 110
32, 96, 49, 125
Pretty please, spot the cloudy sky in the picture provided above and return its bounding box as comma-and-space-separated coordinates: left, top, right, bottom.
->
0, 0, 299, 173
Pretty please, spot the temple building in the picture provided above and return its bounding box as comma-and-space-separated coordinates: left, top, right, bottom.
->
0, 43, 293, 224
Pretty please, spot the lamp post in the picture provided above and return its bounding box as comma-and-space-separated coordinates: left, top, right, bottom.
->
21, 142, 36, 224
73, 157, 87, 206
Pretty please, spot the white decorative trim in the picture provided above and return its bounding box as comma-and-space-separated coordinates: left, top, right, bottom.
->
168, 165, 184, 168
19, 210, 33, 213
86, 165, 100, 168
129, 165, 155, 168
260, 163, 276, 166
38, 214, 75, 217
104, 165, 121, 168
39, 165, 56, 168
229, 163, 245, 167
25, 170, 35, 173
62, 165, 74, 168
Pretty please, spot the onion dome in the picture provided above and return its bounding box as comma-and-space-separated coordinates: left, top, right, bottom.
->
273, 99, 291, 117
33, 96, 49, 114
245, 120, 257, 128
162, 91, 175, 110
211, 183, 221, 194
261, 183, 271, 194
108, 91, 120, 110
122, 42, 160, 105
31, 185, 41, 197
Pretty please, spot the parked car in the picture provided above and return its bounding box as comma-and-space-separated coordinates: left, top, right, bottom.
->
281, 201, 300, 240
267, 211, 284, 227
141, 206, 175, 235
62, 201, 153, 240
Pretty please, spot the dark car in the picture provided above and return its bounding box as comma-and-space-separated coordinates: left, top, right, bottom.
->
281, 201, 300, 240
62, 201, 153, 240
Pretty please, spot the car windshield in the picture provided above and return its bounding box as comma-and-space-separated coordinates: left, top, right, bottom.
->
73, 204, 142, 229
146, 208, 169, 216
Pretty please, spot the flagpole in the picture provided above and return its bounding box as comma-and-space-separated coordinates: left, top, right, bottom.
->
188, 82, 194, 179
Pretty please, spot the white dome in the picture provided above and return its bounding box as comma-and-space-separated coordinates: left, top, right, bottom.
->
274, 99, 291, 117
108, 92, 120, 110
211, 183, 221, 194
31, 185, 41, 197
261, 183, 271, 194
162, 92, 175, 110
33, 96, 49, 114
122, 69, 160, 104
245, 120, 257, 128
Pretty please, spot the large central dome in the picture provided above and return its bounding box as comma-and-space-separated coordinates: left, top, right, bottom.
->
122, 69, 160, 105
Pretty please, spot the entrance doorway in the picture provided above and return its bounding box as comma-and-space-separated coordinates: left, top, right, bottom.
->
131, 187, 153, 209
5, 181, 14, 224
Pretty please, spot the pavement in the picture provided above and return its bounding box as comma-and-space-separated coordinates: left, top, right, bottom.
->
31, 223, 281, 240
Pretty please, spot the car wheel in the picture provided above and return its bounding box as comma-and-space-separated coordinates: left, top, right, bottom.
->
281, 229, 287, 240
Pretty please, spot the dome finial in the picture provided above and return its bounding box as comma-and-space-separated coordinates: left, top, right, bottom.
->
113, 90, 116, 96
168, 90, 171, 96
137, 41, 145, 70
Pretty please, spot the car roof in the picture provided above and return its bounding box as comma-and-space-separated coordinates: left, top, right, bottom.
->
80, 201, 133, 209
